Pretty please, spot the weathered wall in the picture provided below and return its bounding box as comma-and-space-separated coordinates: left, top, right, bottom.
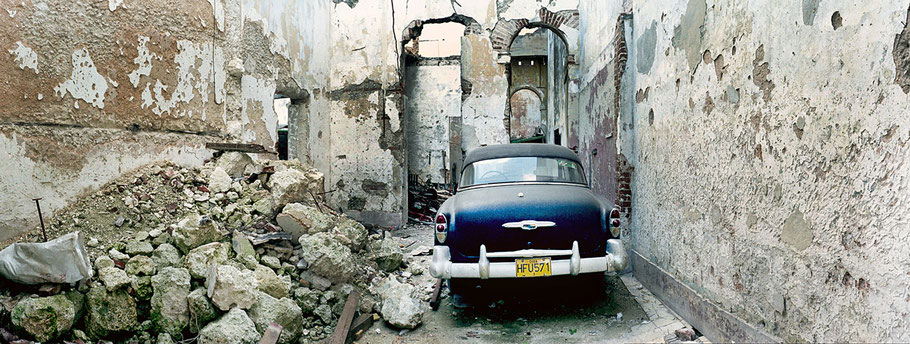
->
508, 88, 543, 139
578, 0, 910, 341
547, 29, 568, 144
0, 0, 330, 242
325, 0, 579, 224
405, 62, 461, 184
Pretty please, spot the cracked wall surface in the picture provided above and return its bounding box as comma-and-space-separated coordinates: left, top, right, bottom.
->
324, 0, 580, 224
0, 0, 331, 241
578, 0, 910, 341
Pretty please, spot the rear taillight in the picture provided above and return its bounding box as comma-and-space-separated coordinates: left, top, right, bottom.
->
609, 207, 621, 238
435, 214, 448, 243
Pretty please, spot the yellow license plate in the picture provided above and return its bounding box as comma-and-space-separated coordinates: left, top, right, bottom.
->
515, 257, 552, 277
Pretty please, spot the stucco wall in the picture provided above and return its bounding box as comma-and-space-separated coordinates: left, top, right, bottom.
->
577, 0, 910, 341
324, 0, 580, 224
405, 63, 461, 185
0, 0, 330, 242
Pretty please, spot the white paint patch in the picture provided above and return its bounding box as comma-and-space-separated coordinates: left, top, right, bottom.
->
9, 41, 38, 73
139, 40, 225, 120
54, 48, 108, 109
207, 0, 225, 32
240, 74, 277, 144
108, 0, 123, 11
128, 36, 156, 88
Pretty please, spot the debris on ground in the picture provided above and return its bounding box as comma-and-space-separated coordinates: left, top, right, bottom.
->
407, 179, 451, 224
0, 153, 433, 343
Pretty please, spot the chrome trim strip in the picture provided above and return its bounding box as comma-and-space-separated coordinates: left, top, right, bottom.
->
458, 181, 589, 191
485, 248, 572, 258
502, 220, 557, 230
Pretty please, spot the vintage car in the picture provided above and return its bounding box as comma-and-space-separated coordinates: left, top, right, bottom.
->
429, 143, 628, 292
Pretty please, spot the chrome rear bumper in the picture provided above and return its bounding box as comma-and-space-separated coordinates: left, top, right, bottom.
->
428, 239, 628, 279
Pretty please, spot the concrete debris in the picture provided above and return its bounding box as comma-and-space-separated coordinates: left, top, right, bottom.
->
197, 308, 260, 344
173, 214, 223, 254
125, 255, 157, 275
675, 327, 696, 341
215, 151, 257, 178
261, 255, 282, 270
98, 266, 133, 291
298, 232, 357, 283
207, 167, 233, 194
0, 153, 432, 342
124, 239, 154, 255
85, 286, 138, 338
186, 288, 219, 333
152, 243, 182, 268
232, 230, 259, 269
268, 166, 324, 212
207, 264, 259, 311
371, 237, 404, 272
254, 264, 292, 299
276, 203, 336, 237
185, 242, 231, 279
10, 294, 77, 342
247, 292, 303, 344
375, 277, 427, 329
150, 267, 191, 336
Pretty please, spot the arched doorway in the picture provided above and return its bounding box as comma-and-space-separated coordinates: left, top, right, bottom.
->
506, 25, 569, 145
508, 87, 545, 142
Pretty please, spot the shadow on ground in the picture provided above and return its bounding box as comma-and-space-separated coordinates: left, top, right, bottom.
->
360, 274, 648, 344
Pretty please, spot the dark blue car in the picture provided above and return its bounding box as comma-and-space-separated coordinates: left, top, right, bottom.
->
429, 144, 628, 289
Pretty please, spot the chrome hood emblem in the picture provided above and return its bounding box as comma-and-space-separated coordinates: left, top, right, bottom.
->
502, 220, 556, 230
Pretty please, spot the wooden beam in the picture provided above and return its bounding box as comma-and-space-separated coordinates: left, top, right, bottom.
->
429, 279, 443, 311
328, 290, 362, 344
346, 313, 374, 343
258, 323, 283, 344
206, 142, 276, 154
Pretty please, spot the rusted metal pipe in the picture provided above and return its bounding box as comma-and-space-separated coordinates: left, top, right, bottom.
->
33, 198, 47, 242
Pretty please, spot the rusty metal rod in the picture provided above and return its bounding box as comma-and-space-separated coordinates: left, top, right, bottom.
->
33, 198, 47, 242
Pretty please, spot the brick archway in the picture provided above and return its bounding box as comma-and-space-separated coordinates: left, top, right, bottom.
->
491, 8, 580, 60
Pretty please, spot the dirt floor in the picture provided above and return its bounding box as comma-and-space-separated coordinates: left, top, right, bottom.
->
360, 225, 701, 344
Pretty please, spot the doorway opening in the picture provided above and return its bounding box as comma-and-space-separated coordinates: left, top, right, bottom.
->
507, 26, 569, 145
403, 22, 465, 189
274, 96, 291, 160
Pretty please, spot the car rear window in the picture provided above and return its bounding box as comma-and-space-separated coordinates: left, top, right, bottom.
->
460, 157, 586, 188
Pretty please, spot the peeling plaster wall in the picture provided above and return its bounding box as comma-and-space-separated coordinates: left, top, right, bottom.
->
578, 0, 910, 341
324, 0, 578, 224
405, 63, 461, 184
0, 0, 328, 241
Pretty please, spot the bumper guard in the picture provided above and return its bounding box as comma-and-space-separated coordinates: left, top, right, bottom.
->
429, 239, 628, 279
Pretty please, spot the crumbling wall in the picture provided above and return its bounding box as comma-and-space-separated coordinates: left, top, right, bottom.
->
0, 0, 330, 242
405, 62, 462, 185
324, 0, 579, 224
578, 0, 910, 341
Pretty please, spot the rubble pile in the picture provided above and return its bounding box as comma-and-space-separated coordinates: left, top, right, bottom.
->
407, 180, 451, 224
0, 152, 431, 344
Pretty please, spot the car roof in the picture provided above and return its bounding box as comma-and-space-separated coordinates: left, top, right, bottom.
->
462, 143, 581, 170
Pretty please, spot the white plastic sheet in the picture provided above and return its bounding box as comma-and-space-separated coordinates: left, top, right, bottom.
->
0, 231, 93, 285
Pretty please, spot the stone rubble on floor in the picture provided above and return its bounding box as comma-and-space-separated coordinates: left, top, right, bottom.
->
0, 152, 431, 344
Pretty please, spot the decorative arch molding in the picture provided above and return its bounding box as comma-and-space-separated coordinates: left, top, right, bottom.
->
491, 8, 580, 61
509, 84, 546, 103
